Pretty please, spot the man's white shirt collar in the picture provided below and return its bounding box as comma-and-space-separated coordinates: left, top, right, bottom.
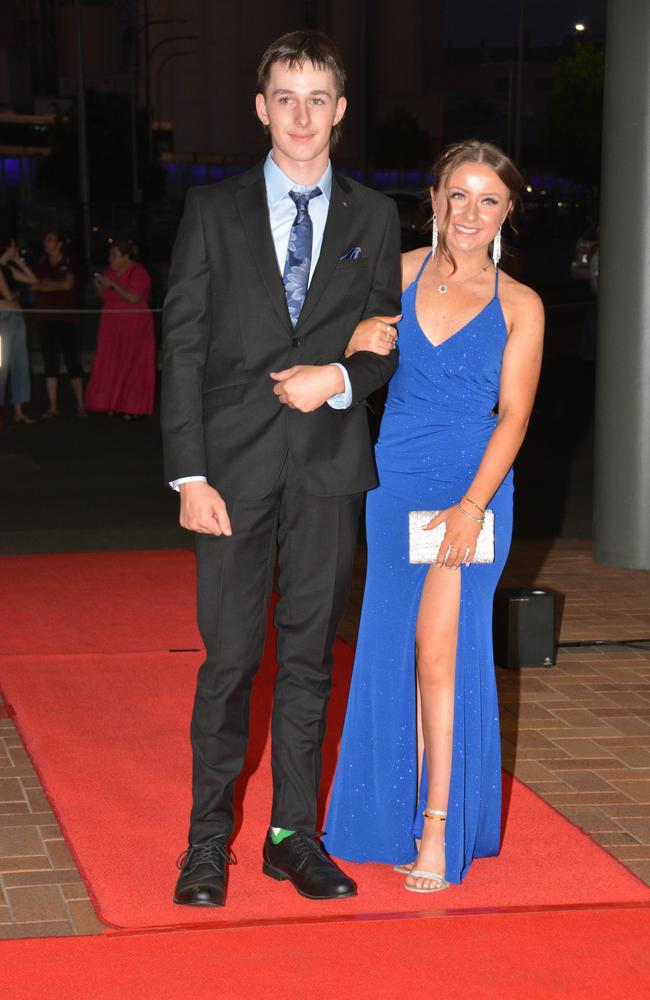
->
264, 151, 332, 207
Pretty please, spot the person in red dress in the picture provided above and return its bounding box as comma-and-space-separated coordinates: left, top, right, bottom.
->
86, 241, 155, 418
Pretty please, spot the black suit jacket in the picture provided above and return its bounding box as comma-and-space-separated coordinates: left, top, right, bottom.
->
161, 161, 401, 499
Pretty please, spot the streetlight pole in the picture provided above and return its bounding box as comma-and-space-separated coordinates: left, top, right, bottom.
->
148, 35, 197, 154
73, 0, 91, 268
149, 36, 199, 63
129, 16, 188, 204
506, 62, 514, 156
514, 0, 525, 165
155, 51, 198, 129
144, 0, 152, 166
130, 24, 140, 204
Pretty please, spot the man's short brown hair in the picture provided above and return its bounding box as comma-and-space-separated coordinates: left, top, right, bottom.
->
257, 30, 347, 147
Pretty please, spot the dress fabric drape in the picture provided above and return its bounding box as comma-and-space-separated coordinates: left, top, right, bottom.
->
324, 255, 513, 884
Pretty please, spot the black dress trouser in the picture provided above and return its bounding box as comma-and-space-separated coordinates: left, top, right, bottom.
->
189, 456, 363, 844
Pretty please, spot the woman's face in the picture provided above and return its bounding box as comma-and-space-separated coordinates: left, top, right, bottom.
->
432, 161, 511, 256
109, 246, 129, 271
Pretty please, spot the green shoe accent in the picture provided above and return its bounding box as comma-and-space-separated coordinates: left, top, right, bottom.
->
269, 827, 295, 845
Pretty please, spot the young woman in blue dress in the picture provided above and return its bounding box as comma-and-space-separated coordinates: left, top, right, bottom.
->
325, 141, 544, 893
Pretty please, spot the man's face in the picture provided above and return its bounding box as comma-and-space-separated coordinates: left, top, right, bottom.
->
43, 233, 62, 257
255, 60, 346, 173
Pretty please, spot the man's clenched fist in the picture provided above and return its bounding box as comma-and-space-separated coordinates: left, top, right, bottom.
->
179, 481, 232, 536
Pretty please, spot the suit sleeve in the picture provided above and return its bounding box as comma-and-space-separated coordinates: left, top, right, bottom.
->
160, 189, 211, 484
339, 198, 401, 404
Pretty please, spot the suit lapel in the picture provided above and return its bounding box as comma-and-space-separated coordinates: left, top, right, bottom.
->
297, 173, 354, 330
236, 168, 292, 333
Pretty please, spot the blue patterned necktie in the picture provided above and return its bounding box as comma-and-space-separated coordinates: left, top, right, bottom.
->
283, 187, 322, 326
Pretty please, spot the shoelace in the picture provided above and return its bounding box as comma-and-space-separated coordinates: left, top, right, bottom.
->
176, 835, 237, 873
288, 832, 333, 870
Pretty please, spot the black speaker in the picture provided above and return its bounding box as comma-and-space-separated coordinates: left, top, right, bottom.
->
493, 587, 556, 669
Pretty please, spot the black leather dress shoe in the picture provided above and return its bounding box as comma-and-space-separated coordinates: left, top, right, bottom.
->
173, 834, 235, 907
262, 832, 357, 900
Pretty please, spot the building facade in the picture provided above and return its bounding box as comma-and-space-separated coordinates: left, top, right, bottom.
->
1, 0, 444, 191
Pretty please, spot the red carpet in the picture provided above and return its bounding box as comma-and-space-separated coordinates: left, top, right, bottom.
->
3, 908, 650, 999
0, 550, 200, 655
1, 551, 649, 931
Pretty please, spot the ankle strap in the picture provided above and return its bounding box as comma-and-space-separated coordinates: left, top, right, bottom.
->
423, 808, 447, 822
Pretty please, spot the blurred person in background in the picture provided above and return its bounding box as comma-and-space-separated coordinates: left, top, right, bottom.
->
86, 241, 155, 419
12, 229, 85, 418
0, 238, 34, 425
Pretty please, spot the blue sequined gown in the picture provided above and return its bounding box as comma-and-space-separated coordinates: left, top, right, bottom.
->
324, 253, 513, 884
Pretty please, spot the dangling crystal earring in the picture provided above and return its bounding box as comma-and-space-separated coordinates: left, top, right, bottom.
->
492, 226, 502, 267
431, 213, 439, 256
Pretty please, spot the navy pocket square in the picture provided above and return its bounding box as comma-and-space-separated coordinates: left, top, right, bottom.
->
339, 246, 362, 260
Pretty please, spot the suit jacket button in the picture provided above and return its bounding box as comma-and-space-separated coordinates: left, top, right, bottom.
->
293, 338, 302, 347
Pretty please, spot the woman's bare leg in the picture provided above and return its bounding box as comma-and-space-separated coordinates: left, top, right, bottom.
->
71, 376, 85, 416
45, 376, 58, 415
405, 564, 460, 890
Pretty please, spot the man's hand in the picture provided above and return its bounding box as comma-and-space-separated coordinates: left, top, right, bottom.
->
179, 481, 232, 536
270, 365, 344, 412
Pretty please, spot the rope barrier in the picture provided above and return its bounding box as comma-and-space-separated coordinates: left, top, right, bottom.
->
1, 307, 163, 314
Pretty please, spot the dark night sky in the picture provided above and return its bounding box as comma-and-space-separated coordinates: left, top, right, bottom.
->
445, 0, 607, 46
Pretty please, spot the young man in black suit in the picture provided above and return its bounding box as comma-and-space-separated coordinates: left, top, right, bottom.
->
162, 30, 401, 907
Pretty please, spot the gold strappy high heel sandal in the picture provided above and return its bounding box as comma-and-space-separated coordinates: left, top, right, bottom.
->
403, 808, 450, 892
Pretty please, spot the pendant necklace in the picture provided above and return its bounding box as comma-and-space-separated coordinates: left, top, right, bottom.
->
437, 262, 491, 295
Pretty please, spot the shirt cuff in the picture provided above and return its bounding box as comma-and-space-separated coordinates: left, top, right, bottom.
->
326, 363, 352, 410
170, 476, 207, 492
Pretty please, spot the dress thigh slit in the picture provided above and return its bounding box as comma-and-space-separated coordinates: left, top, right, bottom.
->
324, 475, 512, 882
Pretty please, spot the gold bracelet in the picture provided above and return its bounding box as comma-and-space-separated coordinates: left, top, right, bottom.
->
462, 496, 485, 515
456, 501, 483, 524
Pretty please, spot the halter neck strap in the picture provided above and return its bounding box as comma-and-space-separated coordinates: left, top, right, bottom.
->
414, 252, 432, 285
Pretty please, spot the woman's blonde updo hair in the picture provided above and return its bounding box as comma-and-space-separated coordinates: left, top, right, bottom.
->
431, 140, 523, 274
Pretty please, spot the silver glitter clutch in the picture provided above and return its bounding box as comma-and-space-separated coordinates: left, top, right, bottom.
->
409, 510, 495, 565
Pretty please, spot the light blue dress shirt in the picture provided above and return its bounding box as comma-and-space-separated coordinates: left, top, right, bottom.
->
263, 152, 352, 409
264, 151, 331, 286
172, 153, 353, 490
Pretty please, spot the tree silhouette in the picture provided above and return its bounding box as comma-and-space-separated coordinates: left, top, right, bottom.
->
546, 42, 605, 186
